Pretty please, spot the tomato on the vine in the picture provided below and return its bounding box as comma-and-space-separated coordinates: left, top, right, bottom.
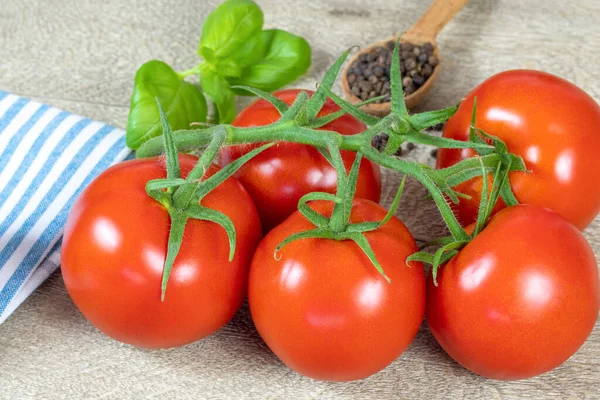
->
437, 70, 600, 230
427, 205, 599, 380
219, 89, 381, 232
248, 199, 425, 381
61, 155, 262, 348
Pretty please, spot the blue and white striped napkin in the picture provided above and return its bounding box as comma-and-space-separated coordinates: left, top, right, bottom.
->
0, 91, 130, 323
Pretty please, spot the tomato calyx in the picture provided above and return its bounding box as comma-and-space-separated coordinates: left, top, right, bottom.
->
274, 154, 408, 283
407, 126, 522, 284
146, 100, 273, 300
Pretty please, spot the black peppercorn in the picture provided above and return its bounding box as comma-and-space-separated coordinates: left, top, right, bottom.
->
404, 58, 417, 70
422, 42, 434, 53
413, 74, 425, 86
422, 64, 433, 78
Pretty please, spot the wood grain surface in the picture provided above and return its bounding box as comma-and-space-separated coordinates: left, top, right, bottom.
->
0, 0, 599, 399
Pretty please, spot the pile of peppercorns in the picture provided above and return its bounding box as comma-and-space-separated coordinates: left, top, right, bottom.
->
347, 41, 438, 103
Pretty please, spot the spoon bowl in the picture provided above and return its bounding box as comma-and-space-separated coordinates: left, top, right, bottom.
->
341, 0, 468, 116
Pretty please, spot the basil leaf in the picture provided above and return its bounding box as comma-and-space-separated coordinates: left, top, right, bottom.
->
198, 0, 263, 62
214, 58, 243, 78
229, 29, 311, 94
199, 64, 236, 124
224, 29, 270, 68
126, 60, 207, 150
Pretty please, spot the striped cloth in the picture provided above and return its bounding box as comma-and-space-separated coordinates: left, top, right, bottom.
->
0, 91, 130, 323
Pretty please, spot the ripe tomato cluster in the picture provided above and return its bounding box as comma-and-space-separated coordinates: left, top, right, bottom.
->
61, 72, 599, 382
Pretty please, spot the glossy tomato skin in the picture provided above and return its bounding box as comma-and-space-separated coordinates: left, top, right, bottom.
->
437, 70, 600, 230
248, 199, 425, 381
61, 155, 262, 348
427, 205, 600, 380
219, 89, 381, 232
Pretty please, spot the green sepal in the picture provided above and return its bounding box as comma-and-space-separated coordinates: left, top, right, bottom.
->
347, 173, 407, 234
408, 105, 458, 131
156, 98, 181, 181
309, 95, 386, 129
339, 231, 390, 283
390, 39, 408, 117
146, 178, 188, 206
297, 192, 340, 228
278, 91, 310, 123
146, 178, 188, 192
172, 127, 228, 210
187, 204, 236, 262
405, 130, 492, 150
381, 174, 407, 225
430, 240, 468, 285
406, 251, 434, 266
383, 133, 403, 156
473, 158, 492, 236
191, 142, 275, 204
500, 177, 519, 206
320, 85, 381, 126
468, 97, 492, 156
316, 147, 333, 164
431, 249, 459, 286
305, 48, 351, 119
161, 209, 188, 301
419, 235, 455, 249
274, 227, 335, 260
230, 85, 289, 115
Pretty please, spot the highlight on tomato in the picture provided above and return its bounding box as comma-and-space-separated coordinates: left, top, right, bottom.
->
219, 89, 382, 232
426, 205, 600, 380
248, 199, 425, 381
437, 70, 600, 230
61, 155, 262, 348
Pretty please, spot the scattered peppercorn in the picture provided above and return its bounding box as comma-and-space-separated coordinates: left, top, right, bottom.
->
426, 122, 446, 132
371, 122, 445, 159
347, 41, 437, 103
371, 134, 403, 157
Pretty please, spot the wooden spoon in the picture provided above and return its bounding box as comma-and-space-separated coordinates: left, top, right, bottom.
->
341, 0, 469, 116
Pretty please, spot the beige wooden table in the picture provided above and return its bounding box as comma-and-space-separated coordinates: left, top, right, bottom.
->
1, 0, 599, 398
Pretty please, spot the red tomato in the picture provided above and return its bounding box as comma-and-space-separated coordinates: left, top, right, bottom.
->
437, 70, 600, 230
248, 199, 425, 381
61, 155, 261, 348
219, 89, 381, 232
427, 205, 600, 380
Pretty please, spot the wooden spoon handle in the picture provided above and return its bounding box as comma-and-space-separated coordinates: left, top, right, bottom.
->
404, 0, 469, 42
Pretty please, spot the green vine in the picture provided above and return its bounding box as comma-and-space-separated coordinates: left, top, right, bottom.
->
139, 40, 528, 295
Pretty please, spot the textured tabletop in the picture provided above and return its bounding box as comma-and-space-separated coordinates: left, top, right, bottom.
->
1, 0, 599, 399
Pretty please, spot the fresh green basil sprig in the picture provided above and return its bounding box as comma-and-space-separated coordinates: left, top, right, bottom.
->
126, 0, 311, 150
